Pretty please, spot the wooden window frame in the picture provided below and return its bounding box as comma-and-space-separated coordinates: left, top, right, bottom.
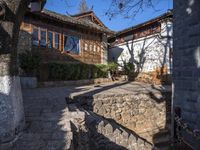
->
32, 27, 40, 46
94, 44, 96, 52
47, 31, 53, 49
63, 34, 81, 55
40, 28, 47, 48
54, 32, 60, 50
89, 43, 93, 51
84, 42, 88, 51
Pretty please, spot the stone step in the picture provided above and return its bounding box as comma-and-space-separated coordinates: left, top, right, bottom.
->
154, 129, 171, 150
154, 133, 170, 145
68, 104, 80, 112
154, 141, 171, 150
154, 129, 170, 140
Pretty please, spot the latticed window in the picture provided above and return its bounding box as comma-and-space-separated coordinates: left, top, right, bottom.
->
64, 35, 80, 54
32, 28, 39, 46
94, 45, 96, 52
97, 46, 100, 52
54, 33, 60, 49
40, 29, 46, 47
89, 44, 92, 51
85, 43, 88, 51
47, 31, 53, 48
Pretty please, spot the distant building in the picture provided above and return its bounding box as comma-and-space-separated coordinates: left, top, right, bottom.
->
108, 11, 173, 84
18, 10, 113, 65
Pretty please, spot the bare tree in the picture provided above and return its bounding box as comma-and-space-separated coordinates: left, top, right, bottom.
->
106, 0, 157, 19
78, 0, 90, 13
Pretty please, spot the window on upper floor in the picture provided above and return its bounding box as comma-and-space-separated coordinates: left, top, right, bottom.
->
94, 45, 96, 52
97, 46, 100, 52
89, 44, 92, 51
54, 33, 60, 49
40, 29, 46, 47
64, 35, 80, 54
47, 31, 53, 48
32, 28, 39, 46
84, 43, 88, 51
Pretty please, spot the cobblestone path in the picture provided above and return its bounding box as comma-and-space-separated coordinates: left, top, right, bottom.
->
12, 87, 74, 150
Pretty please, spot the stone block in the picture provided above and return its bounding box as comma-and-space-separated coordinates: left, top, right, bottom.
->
105, 123, 113, 134
137, 138, 145, 146
128, 134, 137, 144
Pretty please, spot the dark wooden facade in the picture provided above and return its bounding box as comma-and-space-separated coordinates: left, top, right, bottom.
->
19, 10, 113, 64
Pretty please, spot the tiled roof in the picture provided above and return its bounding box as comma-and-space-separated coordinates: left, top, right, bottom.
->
113, 10, 173, 37
30, 9, 114, 34
71, 11, 94, 17
71, 11, 106, 28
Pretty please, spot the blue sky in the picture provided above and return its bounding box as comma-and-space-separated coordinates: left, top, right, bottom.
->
45, 0, 173, 31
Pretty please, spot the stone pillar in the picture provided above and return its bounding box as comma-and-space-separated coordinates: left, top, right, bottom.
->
0, 75, 24, 145
173, 0, 200, 149
0, 0, 27, 147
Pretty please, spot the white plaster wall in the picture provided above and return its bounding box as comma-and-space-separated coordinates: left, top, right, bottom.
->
0, 76, 24, 142
109, 20, 173, 73
102, 34, 108, 64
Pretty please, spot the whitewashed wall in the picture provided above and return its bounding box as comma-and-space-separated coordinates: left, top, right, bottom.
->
109, 20, 173, 73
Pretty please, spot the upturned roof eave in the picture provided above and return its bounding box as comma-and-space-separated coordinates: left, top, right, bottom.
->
27, 9, 114, 34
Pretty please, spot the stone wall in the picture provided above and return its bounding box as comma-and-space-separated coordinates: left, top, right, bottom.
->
69, 106, 154, 150
135, 66, 172, 85
39, 78, 113, 88
173, 0, 200, 149
17, 30, 32, 54
0, 76, 25, 148
68, 90, 171, 143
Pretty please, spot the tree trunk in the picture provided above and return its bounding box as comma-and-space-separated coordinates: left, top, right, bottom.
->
0, 0, 27, 147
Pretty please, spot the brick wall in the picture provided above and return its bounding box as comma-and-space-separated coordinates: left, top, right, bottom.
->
173, 0, 200, 149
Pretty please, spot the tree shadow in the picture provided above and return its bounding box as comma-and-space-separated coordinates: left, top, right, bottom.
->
69, 105, 153, 150
70, 117, 128, 150
108, 19, 173, 149
66, 80, 172, 149
18, 30, 113, 83
109, 18, 172, 85
10, 86, 81, 150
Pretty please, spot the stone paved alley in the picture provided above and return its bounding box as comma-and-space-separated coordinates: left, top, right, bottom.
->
8, 82, 171, 150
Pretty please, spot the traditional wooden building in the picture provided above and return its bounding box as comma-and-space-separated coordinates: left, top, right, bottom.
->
18, 9, 113, 64
108, 11, 173, 84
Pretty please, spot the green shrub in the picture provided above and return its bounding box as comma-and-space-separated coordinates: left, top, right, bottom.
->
107, 62, 118, 72
45, 62, 118, 81
123, 62, 135, 75
19, 50, 41, 76
123, 62, 139, 81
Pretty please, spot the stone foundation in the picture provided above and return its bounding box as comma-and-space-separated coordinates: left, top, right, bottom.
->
0, 76, 24, 148
39, 78, 114, 88
67, 85, 171, 143
69, 105, 154, 150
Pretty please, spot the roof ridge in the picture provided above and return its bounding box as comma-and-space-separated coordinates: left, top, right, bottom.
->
115, 10, 173, 36
29, 9, 114, 34
71, 11, 94, 17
